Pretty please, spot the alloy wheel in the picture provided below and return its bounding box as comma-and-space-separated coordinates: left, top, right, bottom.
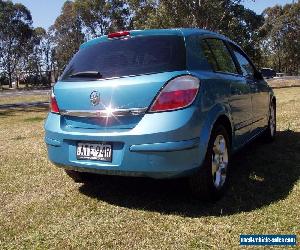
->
211, 135, 228, 189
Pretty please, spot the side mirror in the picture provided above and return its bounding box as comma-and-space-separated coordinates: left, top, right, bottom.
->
254, 70, 263, 80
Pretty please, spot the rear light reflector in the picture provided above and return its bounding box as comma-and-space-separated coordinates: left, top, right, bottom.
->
108, 31, 130, 39
50, 91, 60, 114
149, 75, 200, 112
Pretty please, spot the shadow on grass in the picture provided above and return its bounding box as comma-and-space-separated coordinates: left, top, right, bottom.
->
23, 116, 45, 122
0, 106, 48, 118
79, 130, 300, 217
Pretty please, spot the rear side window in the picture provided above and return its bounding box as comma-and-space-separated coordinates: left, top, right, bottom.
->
61, 35, 186, 81
201, 39, 238, 74
200, 40, 219, 71
230, 46, 255, 78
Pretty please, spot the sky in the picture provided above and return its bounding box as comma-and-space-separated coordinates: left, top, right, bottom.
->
11, 0, 296, 30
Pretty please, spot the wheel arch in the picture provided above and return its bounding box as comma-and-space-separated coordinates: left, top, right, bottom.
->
198, 104, 234, 164
213, 114, 233, 147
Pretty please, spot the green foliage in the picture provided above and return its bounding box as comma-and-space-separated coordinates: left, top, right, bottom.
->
0, 0, 33, 87
74, 0, 130, 38
50, 0, 130, 71
74, 0, 109, 37
106, 0, 131, 33
261, 2, 300, 74
19, 27, 57, 86
0, 0, 299, 83
52, 1, 85, 71
25, 27, 46, 74
126, 0, 264, 66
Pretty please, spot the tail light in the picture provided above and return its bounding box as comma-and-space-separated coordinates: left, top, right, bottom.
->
149, 75, 200, 112
50, 91, 60, 114
108, 31, 130, 39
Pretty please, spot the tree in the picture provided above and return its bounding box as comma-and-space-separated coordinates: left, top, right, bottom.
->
261, 2, 300, 74
74, 0, 130, 38
126, 0, 157, 29
218, 3, 264, 66
50, 0, 131, 72
39, 29, 57, 83
0, 0, 33, 87
23, 27, 57, 86
52, 1, 85, 71
106, 0, 130, 33
126, 0, 264, 65
127, 0, 249, 29
74, 0, 109, 38
26, 27, 47, 76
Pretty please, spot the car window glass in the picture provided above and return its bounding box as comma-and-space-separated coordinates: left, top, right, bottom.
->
203, 39, 238, 74
184, 35, 212, 71
231, 47, 255, 78
61, 35, 186, 81
200, 40, 219, 71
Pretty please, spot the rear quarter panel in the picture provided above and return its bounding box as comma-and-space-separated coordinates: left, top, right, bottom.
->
190, 70, 234, 152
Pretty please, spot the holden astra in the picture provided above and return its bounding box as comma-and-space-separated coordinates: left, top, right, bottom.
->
44, 29, 276, 200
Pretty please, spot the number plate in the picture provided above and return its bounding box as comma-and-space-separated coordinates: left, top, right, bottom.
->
76, 142, 112, 162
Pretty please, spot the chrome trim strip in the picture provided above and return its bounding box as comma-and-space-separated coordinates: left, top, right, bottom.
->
60, 107, 148, 118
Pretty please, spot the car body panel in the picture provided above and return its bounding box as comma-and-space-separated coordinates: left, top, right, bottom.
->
45, 106, 206, 178
249, 78, 271, 130
55, 71, 188, 130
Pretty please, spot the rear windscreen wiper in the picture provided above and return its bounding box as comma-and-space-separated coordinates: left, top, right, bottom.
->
69, 71, 102, 79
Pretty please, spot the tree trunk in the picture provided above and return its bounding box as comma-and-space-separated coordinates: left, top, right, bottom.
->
277, 54, 282, 73
16, 75, 19, 89
48, 71, 51, 87
8, 72, 12, 89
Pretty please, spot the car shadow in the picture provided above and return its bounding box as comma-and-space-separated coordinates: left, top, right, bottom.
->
79, 130, 300, 217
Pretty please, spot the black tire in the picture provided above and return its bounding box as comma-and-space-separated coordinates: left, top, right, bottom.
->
65, 169, 94, 183
189, 124, 231, 201
262, 100, 276, 143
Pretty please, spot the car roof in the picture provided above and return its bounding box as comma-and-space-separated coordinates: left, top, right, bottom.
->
81, 28, 236, 49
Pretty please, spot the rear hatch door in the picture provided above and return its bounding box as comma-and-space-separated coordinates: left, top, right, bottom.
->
54, 34, 187, 130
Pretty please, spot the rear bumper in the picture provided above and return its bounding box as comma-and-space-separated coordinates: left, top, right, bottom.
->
44, 107, 207, 179
46, 139, 201, 178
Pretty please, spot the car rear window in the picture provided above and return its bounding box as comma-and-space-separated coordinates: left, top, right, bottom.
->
61, 35, 186, 81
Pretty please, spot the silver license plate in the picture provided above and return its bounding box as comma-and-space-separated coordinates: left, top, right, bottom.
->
76, 142, 112, 162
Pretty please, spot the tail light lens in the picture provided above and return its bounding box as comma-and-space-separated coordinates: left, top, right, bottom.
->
149, 75, 200, 112
50, 91, 60, 114
108, 31, 130, 39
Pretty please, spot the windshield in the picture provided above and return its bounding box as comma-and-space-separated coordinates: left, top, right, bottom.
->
61, 35, 186, 81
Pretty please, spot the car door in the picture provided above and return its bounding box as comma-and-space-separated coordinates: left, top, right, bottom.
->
200, 38, 253, 148
229, 44, 270, 134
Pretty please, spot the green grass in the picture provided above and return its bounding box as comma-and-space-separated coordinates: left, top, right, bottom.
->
0, 88, 299, 249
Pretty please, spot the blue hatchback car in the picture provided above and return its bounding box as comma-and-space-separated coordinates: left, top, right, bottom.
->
45, 29, 276, 200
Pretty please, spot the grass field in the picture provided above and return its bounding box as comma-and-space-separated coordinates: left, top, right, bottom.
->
0, 88, 299, 249
0, 95, 49, 105
267, 78, 300, 89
